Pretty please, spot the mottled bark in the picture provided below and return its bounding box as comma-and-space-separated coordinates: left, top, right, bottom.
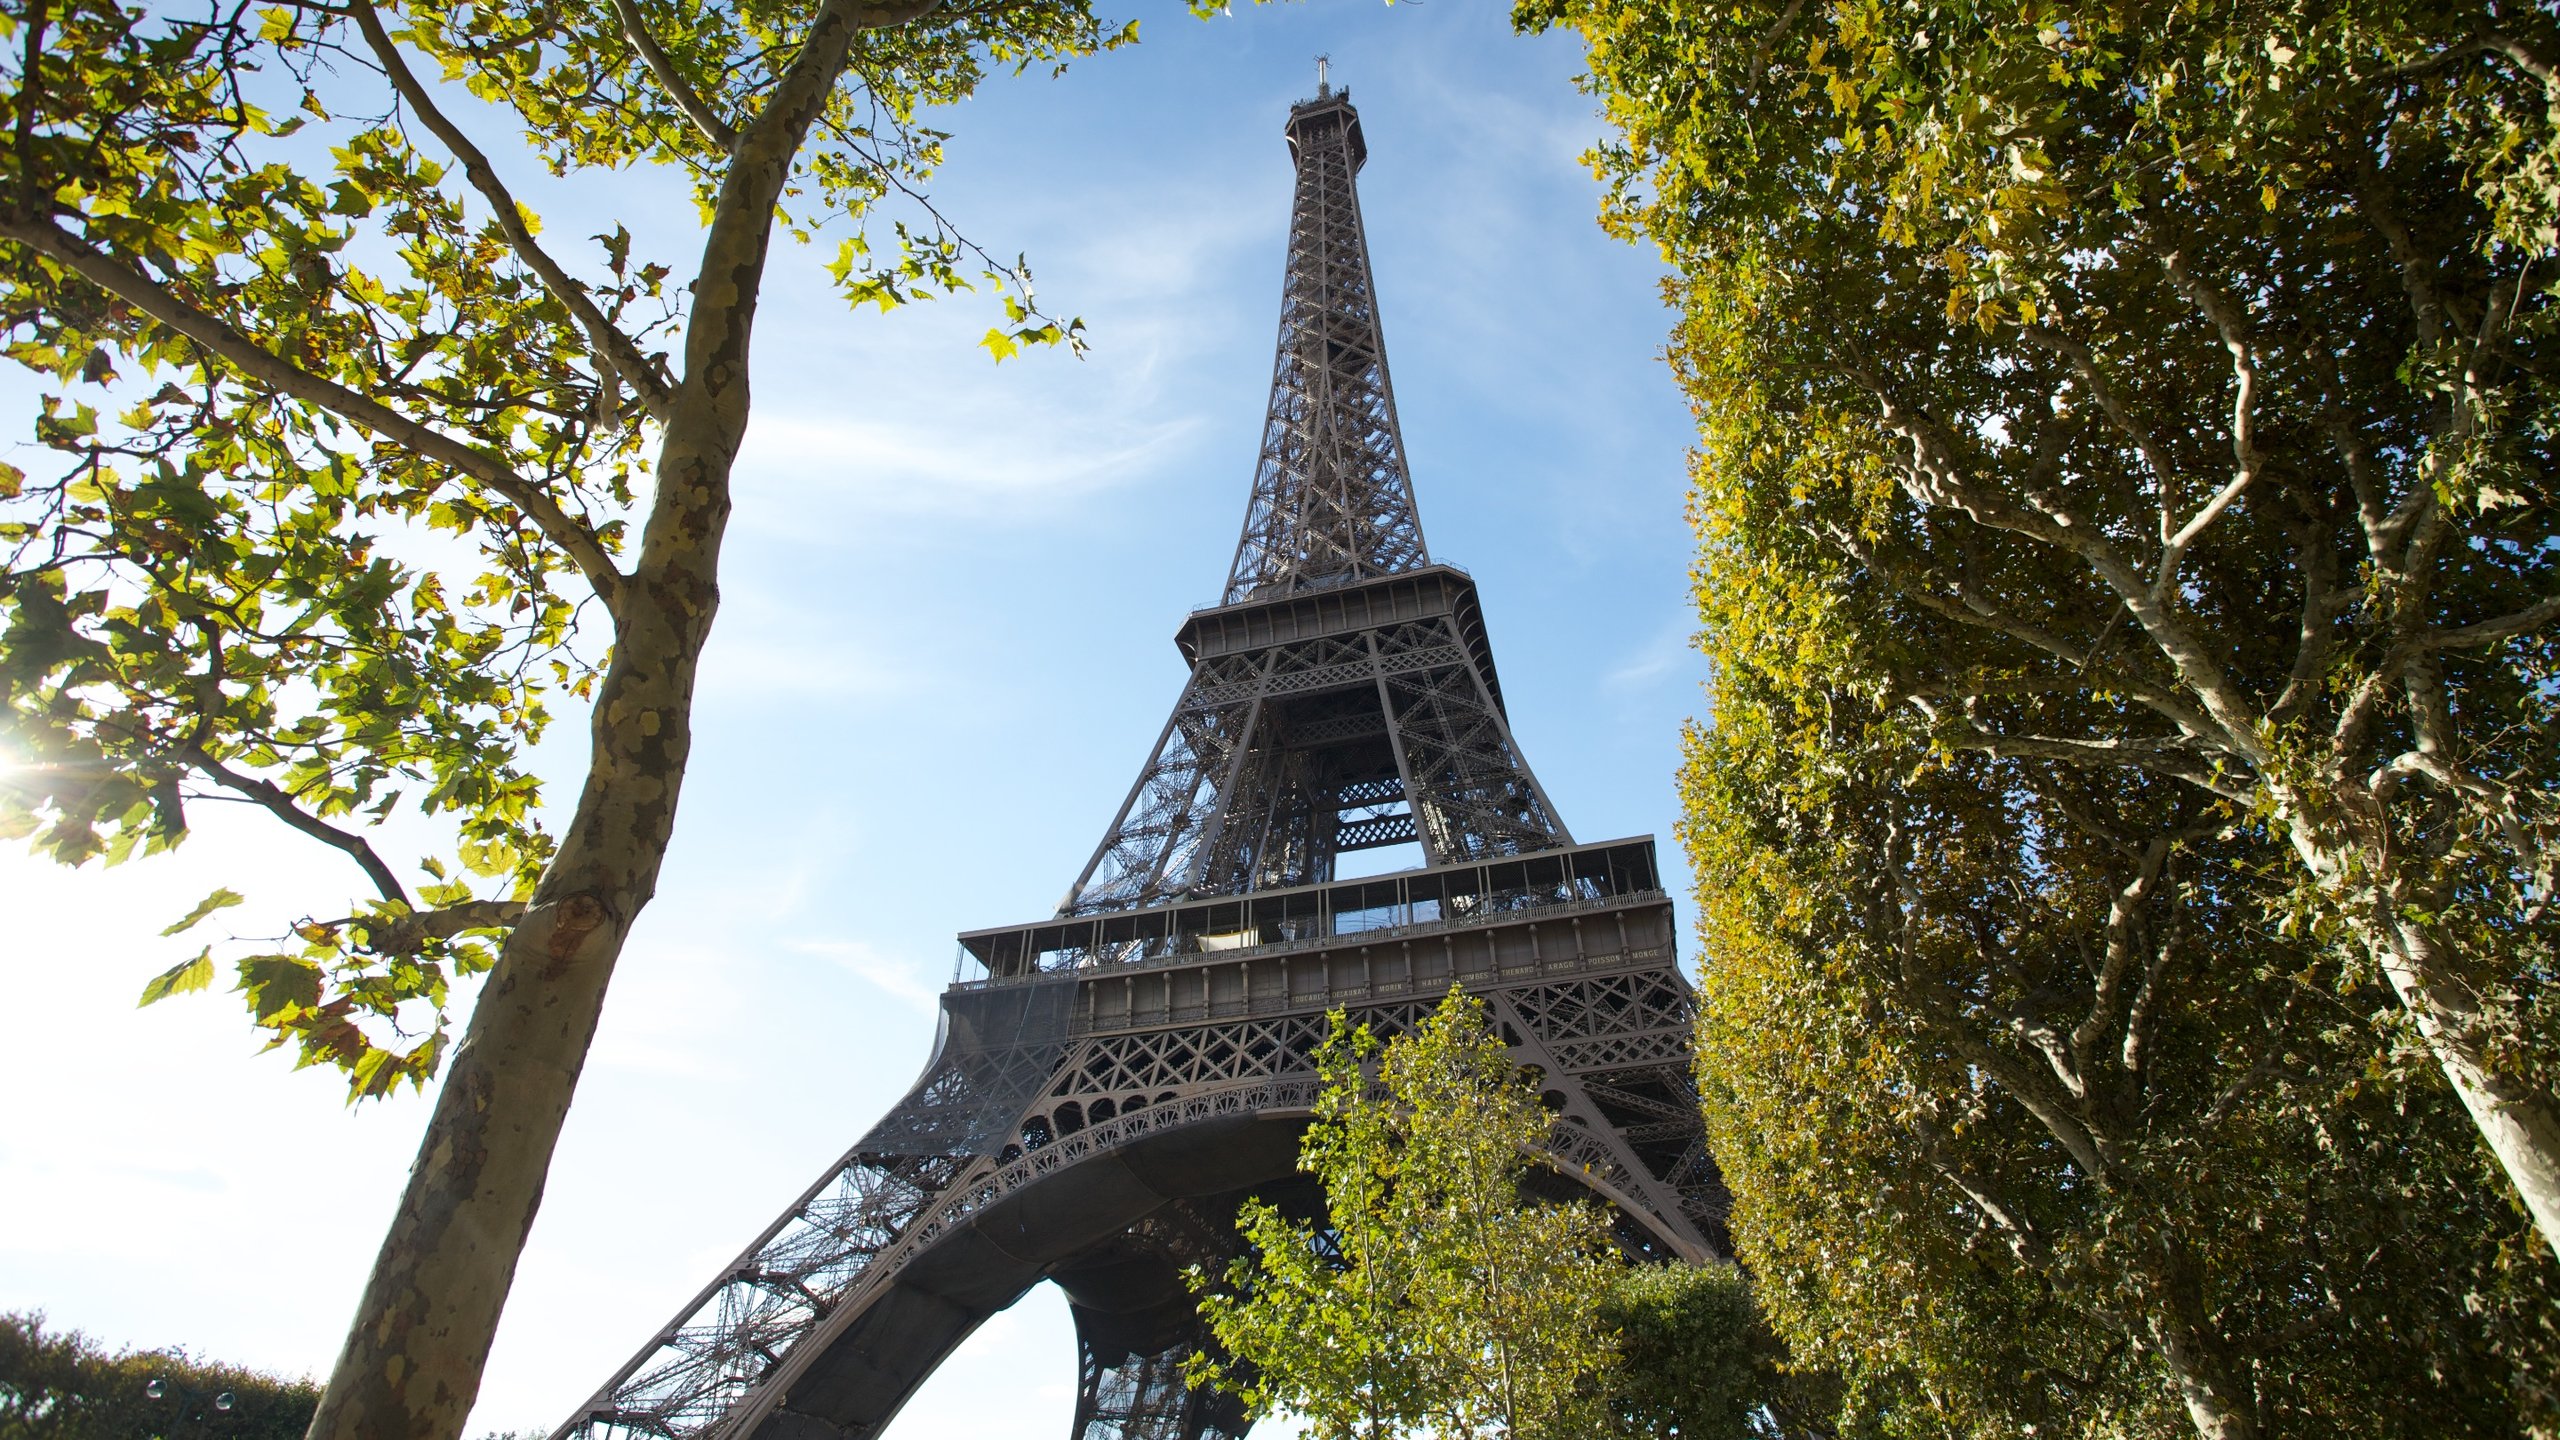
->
2301, 821, 2560, 1263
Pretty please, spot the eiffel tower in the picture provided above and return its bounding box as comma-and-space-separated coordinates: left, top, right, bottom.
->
554, 79, 1726, 1440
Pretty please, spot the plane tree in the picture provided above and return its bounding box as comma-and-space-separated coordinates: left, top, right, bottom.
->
0, 0, 1128, 1435
1523, 0, 2560, 1264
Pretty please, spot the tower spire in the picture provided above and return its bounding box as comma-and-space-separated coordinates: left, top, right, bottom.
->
1224, 87, 1427, 603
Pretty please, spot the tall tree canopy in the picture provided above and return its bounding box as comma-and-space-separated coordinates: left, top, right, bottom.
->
0, 0, 1127, 1434
1683, 717, 2556, 1438
1523, 0, 2560, 1253
1511, 0, 2560, 1433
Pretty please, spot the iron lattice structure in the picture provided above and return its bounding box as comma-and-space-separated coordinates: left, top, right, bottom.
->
1225, 89, 1424, 602
553, 85, 1726, 1440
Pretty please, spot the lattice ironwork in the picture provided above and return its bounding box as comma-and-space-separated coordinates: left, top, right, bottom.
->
1225, 88, 1424, 602
1067, 613, 1567, 914
553, 83, 1726, 1440
1073, 1335, 1251, 1440
565, 1151, 965, 1440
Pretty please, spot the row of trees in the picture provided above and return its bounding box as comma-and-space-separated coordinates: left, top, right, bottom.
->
1514, 0, 2560, 1434
0, 1311, 318, 1439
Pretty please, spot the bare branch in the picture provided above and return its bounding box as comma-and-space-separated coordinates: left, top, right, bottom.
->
1911, 1111, 2047, 1261
2019, 324, 2183, 500
1747, 0, 1810, 87
2157, 252, 2264, 598
0, 214, 629, 614
606, 0, 741, 151
1843, 360, 2276, 767
2351, 151, 2449, 349
351, 0, 675, 425
1821, 519, 2220, 741
1915, 712, 2251, 800
2070, 836, 2171, 1064
2421, 594, 2560, 651
2478, 29, 2560, 89
185, 749, 409, 905
2196, 1017, 2288, 1130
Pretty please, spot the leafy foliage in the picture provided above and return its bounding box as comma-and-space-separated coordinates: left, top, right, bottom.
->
1683, 712, 2559, 1438
1601, 1262, 1820, 1440
0, 0, 1132, 1430
0, 0, 1121, 1096
1190, 991, 1622, 1440
0, 1310, 319, 1439
1513, 0, 2560, 1432
1523, 0, 2560, 1259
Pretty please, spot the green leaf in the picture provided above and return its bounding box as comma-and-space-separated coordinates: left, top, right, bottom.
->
137, 949, 215, 1005
237, 953, 324, 1022
160, 886, 245, 936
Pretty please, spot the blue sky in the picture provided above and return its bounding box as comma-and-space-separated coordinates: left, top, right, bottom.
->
0, 4, 1705, 1434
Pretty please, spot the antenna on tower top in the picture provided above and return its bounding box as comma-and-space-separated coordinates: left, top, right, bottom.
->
1315, 53, 1331, 98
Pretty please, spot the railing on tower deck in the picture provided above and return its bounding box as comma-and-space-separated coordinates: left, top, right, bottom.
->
950, 836, 1665, 986
1188, 560, 1470, 618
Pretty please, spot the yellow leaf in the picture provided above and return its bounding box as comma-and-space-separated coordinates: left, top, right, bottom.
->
137, 949, 215, 1006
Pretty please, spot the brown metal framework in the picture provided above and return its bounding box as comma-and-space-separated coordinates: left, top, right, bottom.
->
551, 83, 1725, 1440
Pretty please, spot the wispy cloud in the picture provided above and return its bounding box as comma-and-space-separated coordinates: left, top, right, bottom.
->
1606, 616, 1702, 691
694, 608, 932, 703
722, 168, 1270, 536
734, 406, 1201, 524
786, 937, 943, 1013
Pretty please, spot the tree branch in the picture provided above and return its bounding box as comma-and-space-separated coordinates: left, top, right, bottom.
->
2478, 29, 2560, 89
334, 898, 529, 954
2019, 324, 2182, 500
1910, 1110, 2047, 1261
2070, 836, 2171, 1065
1822, 519, 2218, 740
2350, 150, 2449, 350
0, 214, 629, 615
1912, 712, 2250, 799
2157, 252, 2264, 598
1845, 360, 2276, 767
185, 748, 409, 905
1747, 0, 1810, 87
607, 0, 742, 152
2420, 594, 2560, 651
351, 0, 675, 425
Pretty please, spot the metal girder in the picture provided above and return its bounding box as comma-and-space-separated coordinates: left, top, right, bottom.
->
1225, 90, 1425, 603
1065, 613, 1568, 914
1072, 1331, 1251, 1440
551, 83, 1730, 1440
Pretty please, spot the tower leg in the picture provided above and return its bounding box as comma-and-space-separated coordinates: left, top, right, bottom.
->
1069, 1316, 1252, 1440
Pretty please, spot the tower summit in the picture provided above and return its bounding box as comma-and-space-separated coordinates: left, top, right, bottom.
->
556, 90, 1724, 1440
1226, 80, 1422, 602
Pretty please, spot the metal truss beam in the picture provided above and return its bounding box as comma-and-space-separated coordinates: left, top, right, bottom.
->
551, 82, 1730, 1440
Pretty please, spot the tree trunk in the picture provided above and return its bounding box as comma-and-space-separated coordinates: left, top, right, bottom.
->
298, 886, 632, 1439
2274, 792, 2560, 1263
2145, 1243, 2259, 1440
2362, 882, 2560, 1262
302, 418, 737, 1440
301, 4, 886, 1434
